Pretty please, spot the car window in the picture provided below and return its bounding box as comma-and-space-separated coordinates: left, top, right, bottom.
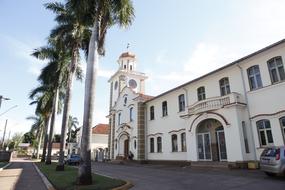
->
261, 148, 278, 157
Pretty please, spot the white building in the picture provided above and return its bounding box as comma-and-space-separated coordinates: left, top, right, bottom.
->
77, 124, 109, 161
108, 39, 285, 168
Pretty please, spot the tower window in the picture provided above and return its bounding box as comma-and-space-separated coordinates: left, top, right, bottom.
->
130, 65, 133, 70
124, 65, 126, 69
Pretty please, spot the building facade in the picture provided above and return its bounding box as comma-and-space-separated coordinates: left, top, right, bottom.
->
108, 39, 285, 166
77, 124, 109, 161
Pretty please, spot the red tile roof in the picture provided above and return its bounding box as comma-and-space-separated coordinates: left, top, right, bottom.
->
92, 124, 109, 134
119, 51, 136, 59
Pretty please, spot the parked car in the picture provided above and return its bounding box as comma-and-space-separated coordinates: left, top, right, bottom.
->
260, 146, 285, 176
65, 154, 80, 165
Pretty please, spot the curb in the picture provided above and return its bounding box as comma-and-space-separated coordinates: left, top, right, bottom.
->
0, 162, 12, 171
95, 172, 133, 190
33, 163, 56, 190
112, 180, 133, 190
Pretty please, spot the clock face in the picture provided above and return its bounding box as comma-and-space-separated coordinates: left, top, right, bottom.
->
114, 81, 118, 90
128, 79, 137, 89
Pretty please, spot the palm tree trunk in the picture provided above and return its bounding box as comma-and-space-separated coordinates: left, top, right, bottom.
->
77, 23, 99, 185
36, 126, 43, 159
46, 88, 59, 165
56, 51, 78, 171
41, 116, 50, 162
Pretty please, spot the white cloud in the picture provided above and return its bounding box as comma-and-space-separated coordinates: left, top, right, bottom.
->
0, 34, 45, 76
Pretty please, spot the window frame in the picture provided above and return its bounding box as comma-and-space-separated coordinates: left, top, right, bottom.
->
150, 106, 155, 120
197, 86, 206, 101
171, 134, 178, 152
150, 138, 154, 153
279, 117, 285, 144
256, 119, 274, 147
157, 137, 162, 153
247, 65, 263, 90
162, 101, 168, 117
219, 77, 231, 96
129, 107, 134, 122
181, 132, 187, 152
118, 113, 121, 125
267, 56, 285, 84
178, 94, 186, 112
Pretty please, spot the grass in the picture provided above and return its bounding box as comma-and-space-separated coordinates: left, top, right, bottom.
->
0, 162, 8, 168
36, 162, 125, 190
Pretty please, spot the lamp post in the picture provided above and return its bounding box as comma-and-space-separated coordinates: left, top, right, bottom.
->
0, 95, 10, 109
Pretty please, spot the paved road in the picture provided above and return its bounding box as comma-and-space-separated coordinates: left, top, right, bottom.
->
92, 162, 285, 190
0, 158, 47, 190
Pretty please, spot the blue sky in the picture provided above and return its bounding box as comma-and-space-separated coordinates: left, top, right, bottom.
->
0, 0, 285, 137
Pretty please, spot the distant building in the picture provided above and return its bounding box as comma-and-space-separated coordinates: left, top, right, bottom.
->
77, 124, 109, 161
108, 39, 285, 167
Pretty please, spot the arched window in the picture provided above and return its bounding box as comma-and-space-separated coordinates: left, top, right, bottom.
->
130, 65, 133, 70
267, 56, 285, 83
197, 86, 206, 101
118, 113, 121, 125
181, 133, 186, 152
157, 137, 162, 152
171, 134, 178, 152
150, 138, 154, 153
134, 140, 137, 149
150, 106, 155, 120
279, 117, 285, 143
247, 65, 263, 90
178, 94, 185, 112
162, 101, 168, 117
130, 107, 133, 122
219, 77, 231, 96
256, 119, 274, 146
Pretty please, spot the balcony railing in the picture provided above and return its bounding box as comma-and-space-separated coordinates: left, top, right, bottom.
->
188, 92, 245, 115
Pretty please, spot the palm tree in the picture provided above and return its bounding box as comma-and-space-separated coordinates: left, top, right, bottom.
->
67, 116, 79, 143
29, 85, 54, 162
44, 2, 88, 171
31, 40, 70, 165
26, 115, 45, 159
67, 0, 135, 184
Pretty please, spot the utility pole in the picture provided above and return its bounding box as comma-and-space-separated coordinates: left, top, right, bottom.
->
1, 119, 7, 150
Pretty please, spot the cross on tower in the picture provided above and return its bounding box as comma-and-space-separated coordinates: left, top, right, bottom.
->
127, 43, 130, 51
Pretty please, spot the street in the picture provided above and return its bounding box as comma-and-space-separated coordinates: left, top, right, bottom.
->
92, 162, 285, 190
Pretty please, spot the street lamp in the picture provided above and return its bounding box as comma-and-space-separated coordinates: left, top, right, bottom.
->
0, 95, 10, 109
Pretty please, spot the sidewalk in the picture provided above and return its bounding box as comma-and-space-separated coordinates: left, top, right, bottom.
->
0, 158, 47, 190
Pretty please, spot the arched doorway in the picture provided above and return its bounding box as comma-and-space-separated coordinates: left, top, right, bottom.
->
118, 133, 130, 158
196, 119, 227, 161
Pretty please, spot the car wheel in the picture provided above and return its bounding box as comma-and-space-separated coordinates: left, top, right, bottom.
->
265, 172, 276, 177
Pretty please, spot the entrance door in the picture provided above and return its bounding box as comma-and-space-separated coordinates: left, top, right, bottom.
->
197, 132, 212, 160
124, 139, 129, 157
216, 130, 227, 161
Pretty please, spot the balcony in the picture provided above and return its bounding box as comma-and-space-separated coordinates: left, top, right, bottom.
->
188, 92, 245, 115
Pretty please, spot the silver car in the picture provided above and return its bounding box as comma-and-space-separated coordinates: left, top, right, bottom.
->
260, 146, 285, 176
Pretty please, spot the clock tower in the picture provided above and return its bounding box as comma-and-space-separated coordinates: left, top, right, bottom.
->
108, 51, 148, 108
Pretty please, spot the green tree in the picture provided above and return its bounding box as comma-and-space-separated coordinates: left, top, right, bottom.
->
26, 115, 45, 158
31, 40, 69, 165
45, 2, 88, 171
67, 115, 79, 143
66, 0, 135, 184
